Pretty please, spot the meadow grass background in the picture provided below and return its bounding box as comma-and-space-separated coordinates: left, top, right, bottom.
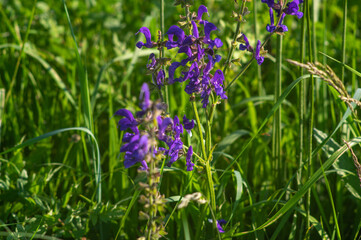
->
0, 0, 361, 239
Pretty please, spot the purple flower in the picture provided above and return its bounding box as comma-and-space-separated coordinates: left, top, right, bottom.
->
266, 8, 277, 33
255, 40, 264, 65
284, 0, 303, 19
203, 22, 223, 48
146, 53, 157, 70
261, 0, 274, 8
156, 70, 165, 89
217, 219, 227, 233
211, 70, 227, 100
267, 10, 288, 33
186, 146, 194, 171
197, 5, 209, 22
166, 25, 186, 49
136, 27, 154, 49
183, 115, 195, 132
114, 109, 139, 134
123, 134, 149, 170
239, 33, 250, 51
169, 62, 182, 84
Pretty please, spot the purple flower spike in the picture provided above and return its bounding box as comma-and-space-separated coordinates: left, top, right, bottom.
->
186, 146, 194, 171
239, 33, 250, 51
197, 5, 209, 22
255, 40, 264, 65
136, 27, 153, 49
115, 109, 139, 134
217, 219, 227, 233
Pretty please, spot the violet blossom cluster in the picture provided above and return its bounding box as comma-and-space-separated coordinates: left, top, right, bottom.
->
136, 5, 227, 108
115, 83, 195, 171
239, 0, 303, 65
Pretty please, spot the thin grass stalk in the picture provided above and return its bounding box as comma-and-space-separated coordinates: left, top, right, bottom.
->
5, 0, 37, 103
297, 0, 307, 189
305, 0, 314, 236
223, 0, 247, 76
351, 8, 357, 92
320, 160, 342, 239
341, 0, 347, 83
62, 0, 101, 204
0, 89, 4, 150
160, 0, 169, 112
253, 0, 263, 96
274, 35, 282, 187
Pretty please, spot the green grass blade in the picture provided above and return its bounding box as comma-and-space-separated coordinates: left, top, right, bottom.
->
0, 44, 77, 108
318, 52, 361, 78
220, 75, 311, 178
231, 136, 361, 237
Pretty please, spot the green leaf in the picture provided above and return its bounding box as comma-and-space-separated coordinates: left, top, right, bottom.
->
314, 128, 361, 199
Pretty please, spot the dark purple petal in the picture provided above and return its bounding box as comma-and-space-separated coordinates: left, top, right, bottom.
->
191, 21, 199, 38
211, 70, 227, 99
197, 5, 209, 21
136, 27, 153, 48
284, 1, 303, 19
115, 109, 135, 120
183, 115, 195, 131
186, 146, 194, 171
255, 40, 264, 65
147, 53, 157, 69
204, 22, 217, 41
239, 33, 250, 51
169, 62, 182, 84
217, 219, 227, 233
178, 46, 193, 57
261, 0, 274, 8
173, 115, 183, 137
139, 83, 150, 111
156, 70, 165, 88
123, 132, 135, 142
166, 25, 185, 46
266, 8, 277, 33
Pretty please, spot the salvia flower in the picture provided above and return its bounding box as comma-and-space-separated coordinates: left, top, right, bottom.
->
284, 0, 303, 19
136, 5, 226, 108
267, 9, 288, 33
255, 40, 264, 65
186, 146, 194, 171
136, 27, 155, 49
217, 219, 227, 233
116, 83, 195, 171
239, 33, 251, 51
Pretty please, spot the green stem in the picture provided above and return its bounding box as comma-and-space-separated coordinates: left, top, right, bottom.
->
305, 0, 314, 236
341, 0, 347, 83
5, 0, 37, 103
160, 0, 169, 112
223, 0, 247, 76
275, 34, 283, 187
